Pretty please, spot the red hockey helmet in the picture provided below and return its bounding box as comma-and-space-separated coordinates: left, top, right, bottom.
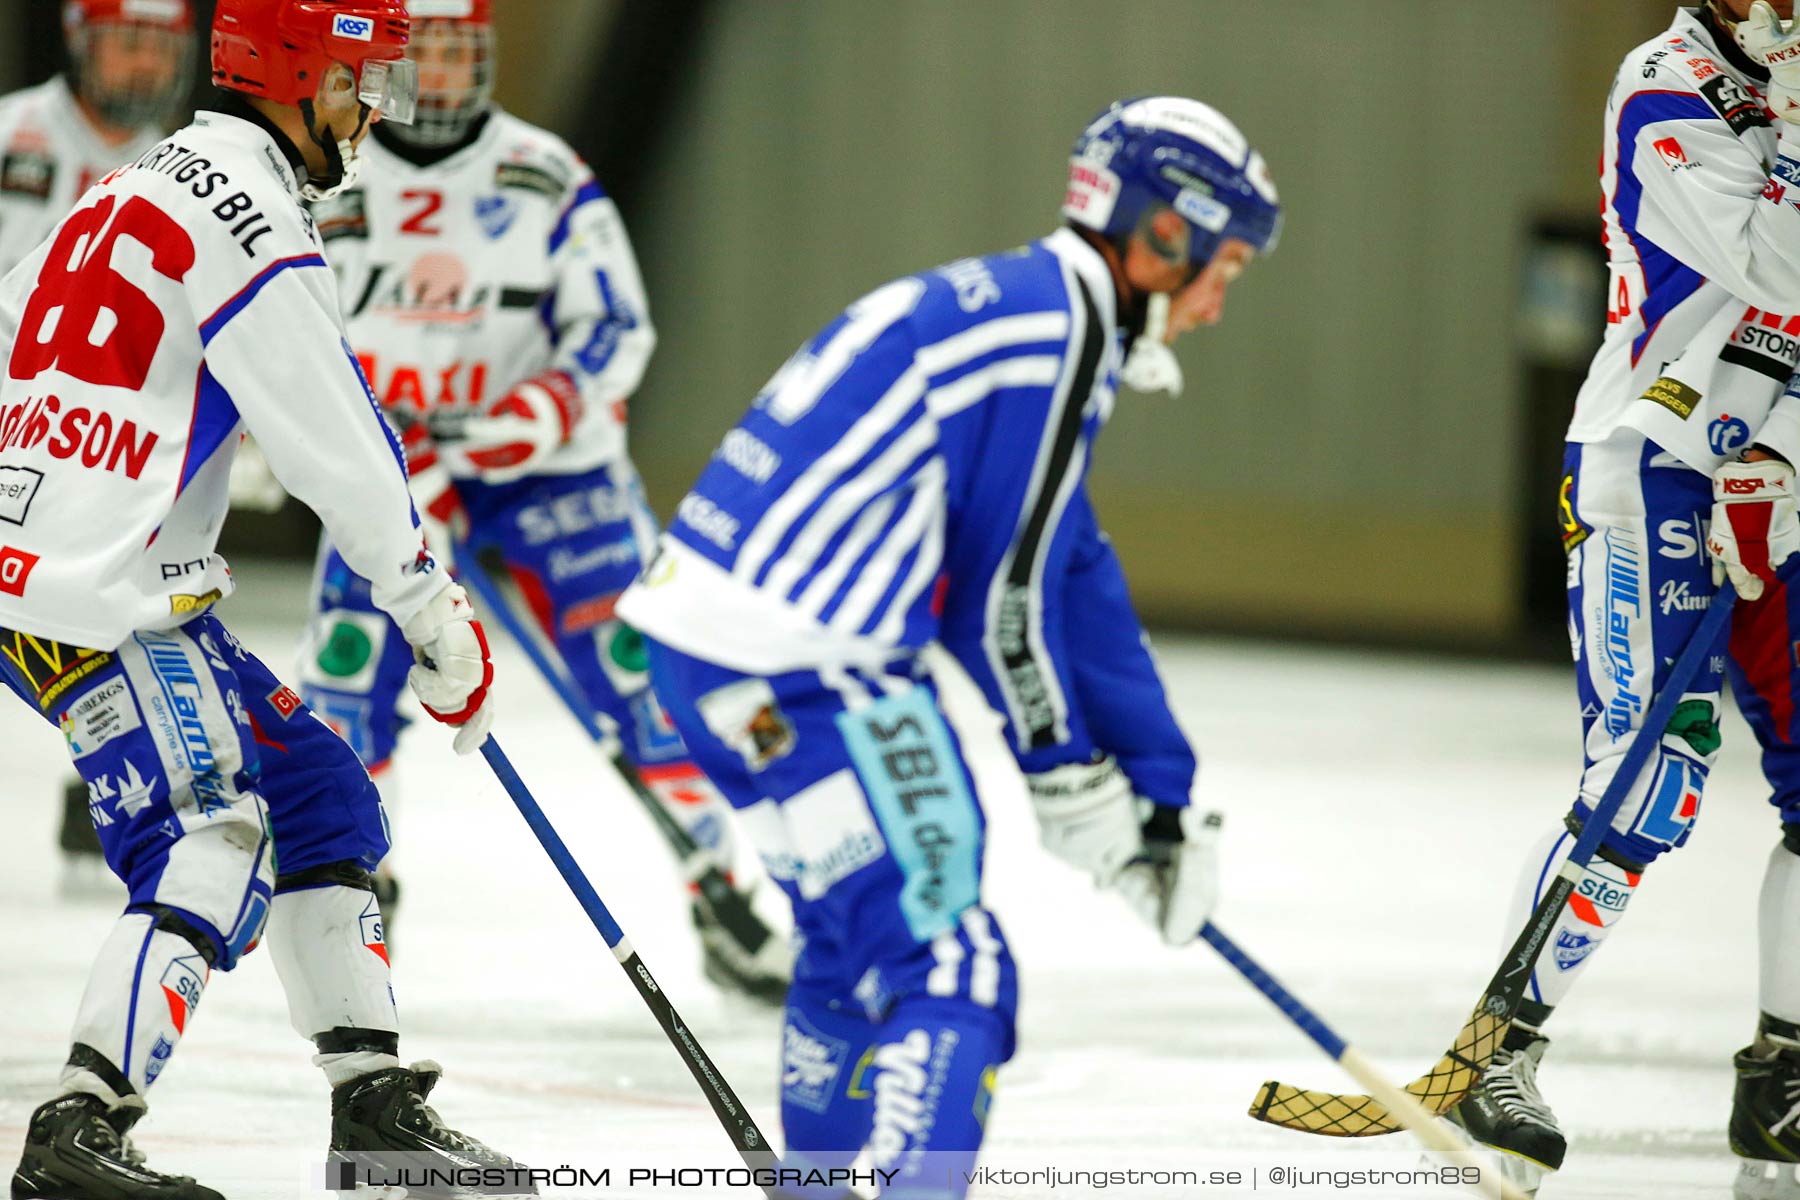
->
64, 0, 193, 31
62, 0, 195, 130
211, 0, 417, 126
390, 0, 494, 149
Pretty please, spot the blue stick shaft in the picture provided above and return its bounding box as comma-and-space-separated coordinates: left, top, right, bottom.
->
481, 735, 627, 949
458, 554, 610, 743
1201, 922, 1348, 1059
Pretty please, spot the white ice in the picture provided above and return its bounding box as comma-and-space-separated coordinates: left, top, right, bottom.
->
0, 560, 1768, 1198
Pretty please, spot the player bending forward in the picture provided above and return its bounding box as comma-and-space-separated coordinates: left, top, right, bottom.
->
287, 0, 786, 999
0, 2, 522, 1196
1446, 4, 1800, 1197
617, 96, 1277, 1197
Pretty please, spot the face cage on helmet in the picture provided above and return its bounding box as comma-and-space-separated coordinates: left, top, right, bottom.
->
385, 19, 494, 148
69, 21, 194, 130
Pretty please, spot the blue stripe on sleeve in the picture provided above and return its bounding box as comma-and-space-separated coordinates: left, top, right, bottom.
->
549, 181, 606, 255
199, 254, 327, 345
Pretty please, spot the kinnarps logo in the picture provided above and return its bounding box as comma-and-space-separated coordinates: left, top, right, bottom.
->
332, 13, 375, 41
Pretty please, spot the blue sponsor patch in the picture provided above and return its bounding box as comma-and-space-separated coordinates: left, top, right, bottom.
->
332, 13, 374, 41
836, 688, 980, 942
781, 1010, 850, 1115
1709, 414, 1751, 457
145, 1036, 174, 1085
630, 689, 684, 760
474, 194, 518, 240
1553, 929, 1597, 971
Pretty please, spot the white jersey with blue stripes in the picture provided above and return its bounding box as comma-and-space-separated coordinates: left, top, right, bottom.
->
307, 109, 656, 478
0, 109, 443, 650
1571, 7, 1800, 472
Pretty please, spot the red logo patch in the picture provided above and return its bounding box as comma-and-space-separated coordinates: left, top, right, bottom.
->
1654, 137, 1688, 168
266, 685, 303, 719
0, 545, 39, 596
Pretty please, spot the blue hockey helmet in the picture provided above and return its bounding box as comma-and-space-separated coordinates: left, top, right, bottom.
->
1062, 96, 1281, 266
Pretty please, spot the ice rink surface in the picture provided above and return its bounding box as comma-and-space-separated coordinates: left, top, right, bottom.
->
0, 561, 1770, 1198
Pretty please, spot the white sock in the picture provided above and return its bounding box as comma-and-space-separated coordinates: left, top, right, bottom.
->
267, 883, 398, 1083
1505, 825, 1642, 1010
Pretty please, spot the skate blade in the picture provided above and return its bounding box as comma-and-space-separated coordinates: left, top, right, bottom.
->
1434, 1136, 1552, 1198
1737, 1158, 1800, 1200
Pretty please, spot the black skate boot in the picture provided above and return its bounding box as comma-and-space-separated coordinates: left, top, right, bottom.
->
692, 898, 789, 1007
12, 1093, 222, 1200
1730, 1015, 1800, 1199
329, 1061, 535, 1197
1447, 1026, 1565, 1197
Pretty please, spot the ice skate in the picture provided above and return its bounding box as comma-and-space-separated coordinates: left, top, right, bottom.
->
12, 1093, 221, 1200
1732, 1018, 1800, 1199
1447, 1028, 1564, 1197
693, 897, 789, 1007
329, 1062, 535, 1197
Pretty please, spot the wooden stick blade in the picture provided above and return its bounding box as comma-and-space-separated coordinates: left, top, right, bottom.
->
1249, 1008, 1509, 1135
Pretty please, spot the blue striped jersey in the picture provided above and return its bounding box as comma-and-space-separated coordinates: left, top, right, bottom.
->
621, 228, 1196, 803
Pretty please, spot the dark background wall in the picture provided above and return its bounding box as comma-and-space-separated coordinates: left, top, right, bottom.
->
0, 0, 1683, 653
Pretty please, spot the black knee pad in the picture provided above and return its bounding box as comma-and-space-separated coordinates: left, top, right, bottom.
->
125, 904, 221, 969
1561, 811, 1653, 873
1781, 822, 1800, 857
275, 859, 375, 895
64, 1042, 136, 1103
314, 1027, 399, 1057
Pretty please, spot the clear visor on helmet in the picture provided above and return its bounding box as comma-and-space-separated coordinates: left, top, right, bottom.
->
358, 57, 417, 125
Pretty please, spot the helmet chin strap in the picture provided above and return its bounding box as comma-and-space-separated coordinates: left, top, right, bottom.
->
296, 97, 373, 202
1121, 293, 1185, 397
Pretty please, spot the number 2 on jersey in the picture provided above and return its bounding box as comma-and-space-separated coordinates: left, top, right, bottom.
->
400, 189, 445, 237
9, 194, 196, 390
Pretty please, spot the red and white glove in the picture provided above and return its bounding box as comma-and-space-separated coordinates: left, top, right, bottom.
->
1708, 456, 1800, 601
398, 419, 468, 573
455, 370, 584, 484
401, 582, 495, 755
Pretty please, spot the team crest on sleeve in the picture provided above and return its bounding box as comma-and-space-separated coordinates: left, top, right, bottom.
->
696, 678, 796, 772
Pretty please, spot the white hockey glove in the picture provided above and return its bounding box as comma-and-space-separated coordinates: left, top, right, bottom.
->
1115, 806, 1222, 946
1026, 757, 1145, 885
397, 418, 469, 573
1738, 2, 1800, 125
227, 435, 288, 512
1122, 293, 1184, 396
453, 369, 584, 484
401, 582, 496, 754
1708, 455, 1800, 601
